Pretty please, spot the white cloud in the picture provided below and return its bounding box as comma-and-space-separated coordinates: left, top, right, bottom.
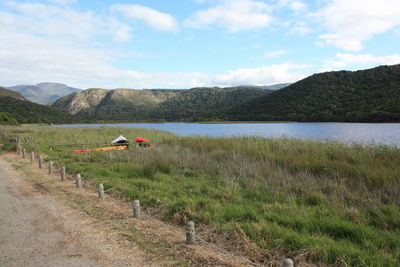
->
111, 4, 179, 33
261, 50, 290, 59
289, 20, 311, 35
289, 1, 307, 12
208, 63, 308, 86
324, 53, 400, 69
315, 0, 400, 51
0, 30, 306, 88
2, 1, 132, 42
0, 0, 308, 89
44, 0, 77, 4
184, 0, 273, 32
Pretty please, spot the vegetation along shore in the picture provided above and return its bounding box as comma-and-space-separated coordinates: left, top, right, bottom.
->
1, 125, 399, 266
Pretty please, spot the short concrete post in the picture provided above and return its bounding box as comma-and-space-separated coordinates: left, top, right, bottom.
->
282, 258, 294, 267
61, 166, 66, 181
76, 173, 82, 188
186, 221, 195, 245
98, 183, 105, 199
38, 156, 43, 169
48, 160, 53, 174
133, 200, 140, 218
30, 151, 35, 163
22, 148, 26, 159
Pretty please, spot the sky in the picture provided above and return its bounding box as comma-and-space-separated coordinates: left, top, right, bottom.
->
1, 0, 400, 89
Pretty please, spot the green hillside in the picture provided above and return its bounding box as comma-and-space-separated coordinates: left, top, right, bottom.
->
91, 89, 180, 121
51, 86, 272, 121
156, 86, 272, 121
225, 65, 400, 122
0, 96, 82, 124
0, 87, 28, 101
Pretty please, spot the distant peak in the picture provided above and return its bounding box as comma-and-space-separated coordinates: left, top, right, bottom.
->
36, 82, 67, 86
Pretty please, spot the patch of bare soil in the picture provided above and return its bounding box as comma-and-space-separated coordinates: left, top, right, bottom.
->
0, 153, 168, 267
1, 152, 259, 267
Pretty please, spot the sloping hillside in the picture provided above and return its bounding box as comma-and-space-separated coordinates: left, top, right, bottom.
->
51, 88, 180, 120
51, 88, 109, 115
51, 86, 271, 121
156, 86, 272, 121
225, 64, 400, 122
0, 87, 29, 101
0, 96, 81, 124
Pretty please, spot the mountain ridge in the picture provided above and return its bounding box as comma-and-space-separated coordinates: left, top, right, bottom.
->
50, 86, 274, 121
0, 87, 29, 101
7, 82, 82, 104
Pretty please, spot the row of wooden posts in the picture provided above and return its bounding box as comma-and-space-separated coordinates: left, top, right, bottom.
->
16, 144, 294, 267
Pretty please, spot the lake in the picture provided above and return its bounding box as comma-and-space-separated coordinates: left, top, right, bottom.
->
55, 122, 400, 147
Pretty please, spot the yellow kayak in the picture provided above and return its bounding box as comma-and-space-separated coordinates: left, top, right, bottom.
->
72, 145, 128, 153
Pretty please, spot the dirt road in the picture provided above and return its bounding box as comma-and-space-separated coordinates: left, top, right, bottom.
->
0, 152, 254, 267
0, 156, 159, 267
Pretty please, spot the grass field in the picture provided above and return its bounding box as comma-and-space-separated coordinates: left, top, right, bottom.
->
2, 126, 400, 266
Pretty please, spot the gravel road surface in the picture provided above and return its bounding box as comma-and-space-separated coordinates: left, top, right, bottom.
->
0, 157, 151, 267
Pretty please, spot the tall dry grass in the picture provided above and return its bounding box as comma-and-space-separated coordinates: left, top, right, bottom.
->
3, 125, 400, 266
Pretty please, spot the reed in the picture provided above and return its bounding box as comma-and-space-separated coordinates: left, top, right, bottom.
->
5, 125, 400, 266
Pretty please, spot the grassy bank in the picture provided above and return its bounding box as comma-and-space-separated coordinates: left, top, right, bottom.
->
3, 126, 400, 266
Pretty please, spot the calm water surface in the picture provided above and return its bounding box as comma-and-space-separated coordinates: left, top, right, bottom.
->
57, 122, 400, 147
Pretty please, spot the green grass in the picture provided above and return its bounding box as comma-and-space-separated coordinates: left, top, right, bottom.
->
4, 125, 400, 266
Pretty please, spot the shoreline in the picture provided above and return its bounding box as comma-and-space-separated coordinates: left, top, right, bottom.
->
48, 121, 400, 125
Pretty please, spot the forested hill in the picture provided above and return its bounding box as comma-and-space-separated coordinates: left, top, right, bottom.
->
155, 86, 272, 121
0, 96, 82, 124
51, 86, 273, 121
0, 87, 28, 101
224, 64, 400, 122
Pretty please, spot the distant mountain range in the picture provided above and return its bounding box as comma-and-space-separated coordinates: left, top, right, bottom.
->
7, 82, 81, 104
1, 66, 399, 124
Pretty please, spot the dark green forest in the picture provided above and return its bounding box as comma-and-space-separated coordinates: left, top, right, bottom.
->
155, 86, 272, 121
0, 96, 82, 124
0, 112, 19, 125
223, 64, 400, 122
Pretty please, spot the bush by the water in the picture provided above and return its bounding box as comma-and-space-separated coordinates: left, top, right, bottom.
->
0, 112, 19, 125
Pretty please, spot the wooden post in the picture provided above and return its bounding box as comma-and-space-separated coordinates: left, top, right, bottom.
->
186, 221, 195, 244
98, 183, 104, 199
22, 148, 26, 159
61, 166, 66, 181
38, 156, 43, 169
76, 173, 82, 188
133, 200, 140, 218
30, 151, 35, 163
16, 138, 20, 154
48, 160, 53, 174
282, 258, 294, 267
